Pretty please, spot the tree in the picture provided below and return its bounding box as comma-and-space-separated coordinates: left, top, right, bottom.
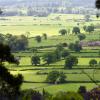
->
68, 43, 75, 51
68, 41, 82, 52
86, 25, 95, 33
62, 50, 70, 59
35, 35, 42, 43
89, 59, 97, 67
0, 33, 4, 43
0, 43, 16, 64
59, 72, 66, 83
78, 33, 86, 41
78, 86, 87, 98
46, 71, 66, 84
43, 33, 47, 40
0, 8, 3, 15
43, 52, 56, 65
54, 44, 64, 60
56, 43, 64, 51
0, 43, 23, 99
96, 0, 100, 9
46, 71, 60, 84
31, 55, 40, 66
7, 34, 28, 51
25, 31, 30, 38
54, 49, 62, 61
65, 55, 78, 69
59, 29, 67, 35
72, 27, 80, 34
83, 25, 87, 31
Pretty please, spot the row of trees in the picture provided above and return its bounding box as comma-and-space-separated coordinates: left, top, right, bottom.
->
31, 52, 99, 68
0, 33, 28, 51
31, 44, 70, 66
59, 24, 95, 36
31, 43, 79, 69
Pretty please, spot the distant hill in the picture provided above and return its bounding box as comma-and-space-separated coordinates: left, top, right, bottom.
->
0, 0, 95, 8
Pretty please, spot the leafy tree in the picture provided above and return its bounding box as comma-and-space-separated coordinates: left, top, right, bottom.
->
6, 34, 28, 51
46, 71, 66, 84
31, 55, 40, 66
0, 43, 23, 99
43, 52, 56, 65
25, 31, 30, 38
35, 35, 42, 43
0, 43, 16, 64
86, 25, 95, 33
54, 44, 64, 60
62, 50, 70, 59
56, 43, 64, 51
65, 55, 78, 69
83, 25, 87, 31
96, 0, 100, 9
73, 41, 82, 52
89, 59, 97, 67
68, 41, 82, 52
54, 50, 61, 61
43, 33, 47, 40
59, 72, 66, 83
78, 33, 86, 41
0, 33, 5, 43
0, 8, 3, 15
46, 71, 60, 84
59, 29, 67, 35
68, 43, 75, 51
78, 86, 87, 98
72, 27, 80, 34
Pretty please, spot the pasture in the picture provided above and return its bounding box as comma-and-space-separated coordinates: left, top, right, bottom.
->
0, 14, 100, 37
1, 13, 100, 94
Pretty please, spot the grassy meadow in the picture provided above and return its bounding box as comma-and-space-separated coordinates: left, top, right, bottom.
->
0, 14, 100, 36
1, 14, 100, 94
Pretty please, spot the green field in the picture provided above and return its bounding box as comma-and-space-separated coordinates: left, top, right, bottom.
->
0, 14, 100, 37
1, 14, 100, 94
9, 66, 100, 94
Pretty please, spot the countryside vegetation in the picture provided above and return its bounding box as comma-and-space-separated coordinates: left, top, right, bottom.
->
0, 0, 100, 100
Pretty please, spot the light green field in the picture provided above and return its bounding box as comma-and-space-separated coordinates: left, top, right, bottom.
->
10, 67, 100, 93
28, 33, 100, 48
0, 14, 99, 37
2, 14, 100, 93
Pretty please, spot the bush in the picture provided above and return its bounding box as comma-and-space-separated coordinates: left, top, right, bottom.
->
21, 89, 42, 100
52, 91, 83, 100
